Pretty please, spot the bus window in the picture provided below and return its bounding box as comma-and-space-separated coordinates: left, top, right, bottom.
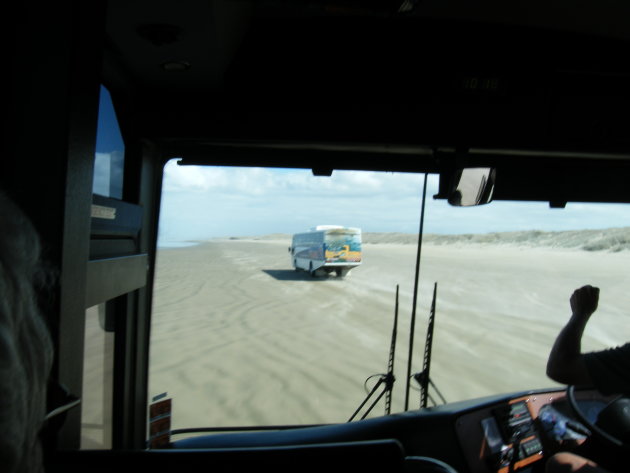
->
81, 304, 114, 449
150, 161, 630, 437
150, 163, 425, 431
93, 85, 124, 199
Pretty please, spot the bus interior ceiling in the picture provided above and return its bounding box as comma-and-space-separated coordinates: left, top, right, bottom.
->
108, 0, 630, 203
4, 0, 630, 470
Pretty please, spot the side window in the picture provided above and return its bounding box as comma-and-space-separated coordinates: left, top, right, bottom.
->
93, 85, 125, 198
81, 85, 126, 449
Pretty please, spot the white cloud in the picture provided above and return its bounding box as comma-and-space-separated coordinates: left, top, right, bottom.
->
93, 153, 111, 195
163, 160, 425, 198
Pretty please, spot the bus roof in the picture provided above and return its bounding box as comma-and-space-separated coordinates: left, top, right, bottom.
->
310, 225, 345, 231
309, 226, 361, 232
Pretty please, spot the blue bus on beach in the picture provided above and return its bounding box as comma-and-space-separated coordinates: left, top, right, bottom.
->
290, 225, 362, 277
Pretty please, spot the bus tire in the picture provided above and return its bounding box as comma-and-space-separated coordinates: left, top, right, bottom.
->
309, 262, 316, 277
335, 268, 343, 278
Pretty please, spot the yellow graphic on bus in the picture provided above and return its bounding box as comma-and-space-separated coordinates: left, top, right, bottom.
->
325, 245, 362, 263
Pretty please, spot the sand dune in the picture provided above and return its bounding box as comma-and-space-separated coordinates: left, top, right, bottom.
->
148, 233, 630, 433
238, 227, 630, 252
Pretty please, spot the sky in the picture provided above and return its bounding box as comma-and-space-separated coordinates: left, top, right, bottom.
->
157, 159, 630, 245
93, 86, 125, 199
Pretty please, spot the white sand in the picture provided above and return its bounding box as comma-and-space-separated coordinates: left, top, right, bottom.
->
147, 239, 630, 431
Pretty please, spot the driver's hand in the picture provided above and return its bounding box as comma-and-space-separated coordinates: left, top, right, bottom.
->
570, 285, 599, 321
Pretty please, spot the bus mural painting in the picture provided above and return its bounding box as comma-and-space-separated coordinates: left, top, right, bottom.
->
289, 226, 362, 278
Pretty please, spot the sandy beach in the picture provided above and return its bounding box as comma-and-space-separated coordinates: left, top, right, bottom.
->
147, 233, 630, 432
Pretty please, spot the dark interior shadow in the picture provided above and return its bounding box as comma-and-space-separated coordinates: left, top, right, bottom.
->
262, 269, 334, 281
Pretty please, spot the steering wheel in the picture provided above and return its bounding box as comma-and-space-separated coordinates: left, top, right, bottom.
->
566, 385, 630, 450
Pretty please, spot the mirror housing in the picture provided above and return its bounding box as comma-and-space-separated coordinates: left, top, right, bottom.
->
448, 167, 496, 206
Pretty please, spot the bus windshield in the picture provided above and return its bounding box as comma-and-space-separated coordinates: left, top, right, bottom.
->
150, 161, 630, 435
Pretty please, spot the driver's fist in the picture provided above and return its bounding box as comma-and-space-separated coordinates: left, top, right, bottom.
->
570, 285, 599, 320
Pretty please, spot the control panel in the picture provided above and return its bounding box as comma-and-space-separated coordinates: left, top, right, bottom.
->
455, 394, 548, 473
455, 390, 606, 473
482, 401, 543, 471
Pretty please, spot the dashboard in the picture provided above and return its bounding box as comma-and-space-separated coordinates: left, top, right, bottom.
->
168, 388, 610, 473
455, 389, 607, 473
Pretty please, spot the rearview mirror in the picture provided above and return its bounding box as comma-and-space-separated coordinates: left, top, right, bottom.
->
448, 168, 496, 206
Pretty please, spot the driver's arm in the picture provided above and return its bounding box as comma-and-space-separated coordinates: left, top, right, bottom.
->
546, 285, 599, 386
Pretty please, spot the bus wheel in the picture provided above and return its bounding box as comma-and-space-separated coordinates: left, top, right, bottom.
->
309, 262, 316, 277
335, 268, 343, 278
